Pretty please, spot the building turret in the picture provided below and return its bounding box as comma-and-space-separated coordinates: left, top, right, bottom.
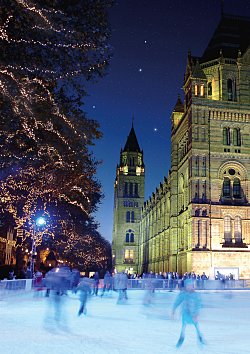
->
112, 124, 145, 274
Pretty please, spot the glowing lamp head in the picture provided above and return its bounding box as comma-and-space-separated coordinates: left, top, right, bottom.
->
36, 217, 46, 227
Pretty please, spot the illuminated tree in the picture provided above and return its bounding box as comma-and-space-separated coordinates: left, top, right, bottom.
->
0, 0, 113, 265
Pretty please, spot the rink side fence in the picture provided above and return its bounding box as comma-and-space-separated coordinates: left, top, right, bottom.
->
1, 278, 250, 297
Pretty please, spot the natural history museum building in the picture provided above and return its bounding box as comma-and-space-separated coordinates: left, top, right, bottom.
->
112, 14, 250, 279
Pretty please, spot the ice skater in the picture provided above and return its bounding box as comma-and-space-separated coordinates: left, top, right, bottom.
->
76, 278, 92, 316
172, 279, 205, 348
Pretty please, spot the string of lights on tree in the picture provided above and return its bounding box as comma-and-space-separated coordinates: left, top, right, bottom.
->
0, 0, 113, 268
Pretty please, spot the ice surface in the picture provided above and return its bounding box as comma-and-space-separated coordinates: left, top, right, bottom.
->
0, 289, 250, 354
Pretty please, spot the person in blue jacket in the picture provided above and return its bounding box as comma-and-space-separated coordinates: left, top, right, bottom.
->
172, 279, 205, 348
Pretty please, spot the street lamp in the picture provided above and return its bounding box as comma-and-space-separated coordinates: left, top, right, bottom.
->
30, 217, 46, 275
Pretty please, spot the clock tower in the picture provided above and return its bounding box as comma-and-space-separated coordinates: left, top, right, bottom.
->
112, 124, 145, 274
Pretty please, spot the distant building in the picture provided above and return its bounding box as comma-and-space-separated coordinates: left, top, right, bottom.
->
113, 13, 250, 279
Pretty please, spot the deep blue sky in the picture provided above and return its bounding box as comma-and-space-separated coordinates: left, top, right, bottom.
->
84, 0, 250, 242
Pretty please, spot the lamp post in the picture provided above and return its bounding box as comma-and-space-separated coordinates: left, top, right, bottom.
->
30, 217, 46, 276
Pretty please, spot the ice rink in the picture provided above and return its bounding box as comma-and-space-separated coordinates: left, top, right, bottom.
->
1, 288, 250, 354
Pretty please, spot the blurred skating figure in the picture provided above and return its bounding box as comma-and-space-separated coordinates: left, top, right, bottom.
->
93, 271, 100, 296
101, 270, 112, 297
76, 278, 92, 316
172, 279, 205, 348
44, 267, 70, 331
142, 275, 155, 306
114, 271, 128, 304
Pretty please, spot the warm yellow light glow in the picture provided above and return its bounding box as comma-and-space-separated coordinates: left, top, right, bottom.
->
195, 84, 198, 96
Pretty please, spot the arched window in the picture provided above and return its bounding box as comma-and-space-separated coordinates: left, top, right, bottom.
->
234, 216, 242, 243
125, 229, 135, 243
195, 84, 198, 96
208, 82, 212, 96
233, 128, 241, 146
223, 127, 230, 145
124, 182, 128, 196
131, 211, 135, 223
134, 183, 138, 197
200, 85, 204, 96
129, 183, 133, 196
202, 209, 207, 216
223, 178, 231, 197
233, 178, 241, 198
227, 79, 233, 101
126, 211, 130, 223
224, 216, 232, 243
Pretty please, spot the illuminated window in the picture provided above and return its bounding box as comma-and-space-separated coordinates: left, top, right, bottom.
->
200, 85, 204, 96
224, 216, 232, 242
234, 216, 242, 242
195, 84, 198, 96
124, 249, 134, 261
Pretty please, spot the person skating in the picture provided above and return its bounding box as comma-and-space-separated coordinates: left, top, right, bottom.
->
76, 278, 92, 316
172, 279, 205, 348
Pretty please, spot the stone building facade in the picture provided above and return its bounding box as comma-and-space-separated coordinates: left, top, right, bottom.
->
113, 14, 250, 279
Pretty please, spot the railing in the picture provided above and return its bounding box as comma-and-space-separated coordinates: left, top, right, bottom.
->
0, 279, 34, 297
1, 278, 250, 298
127, 278, 250, 290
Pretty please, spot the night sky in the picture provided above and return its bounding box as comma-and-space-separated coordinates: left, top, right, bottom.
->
84, 0, 250, 242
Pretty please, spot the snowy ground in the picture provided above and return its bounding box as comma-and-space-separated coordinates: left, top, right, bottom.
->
1, 288, 250, 354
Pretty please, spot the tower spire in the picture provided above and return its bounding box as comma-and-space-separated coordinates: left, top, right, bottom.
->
221, 0, 224, 17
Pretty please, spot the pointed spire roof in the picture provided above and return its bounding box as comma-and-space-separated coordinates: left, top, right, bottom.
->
124, 124, 141, 152
202, 14, 250, 62
192, 60, 207, 80
173, 94, 184, 112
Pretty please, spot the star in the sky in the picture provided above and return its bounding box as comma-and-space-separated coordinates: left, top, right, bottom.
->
144, 40, 147, 44
92, 105, 96, 109
138, 68, 142, 72
154, 128, 158, 132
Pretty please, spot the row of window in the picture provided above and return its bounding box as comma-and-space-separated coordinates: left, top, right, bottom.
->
224, 216, 242, 242
126, 211, 135, 223
125, 229, 135, 243
122, 156, 142, 167
123, 201, 139, 208
124, 182, 139, 197
193, 215, 243, 249
124, 249, 134, 262
194, 79, 236, 101
223, 128, 241, 146
222, 178, 241, 198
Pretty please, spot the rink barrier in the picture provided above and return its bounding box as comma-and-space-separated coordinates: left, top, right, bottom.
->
126, 278, 250, 290
0, 279, 34, 298
1, 278, 250, 296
